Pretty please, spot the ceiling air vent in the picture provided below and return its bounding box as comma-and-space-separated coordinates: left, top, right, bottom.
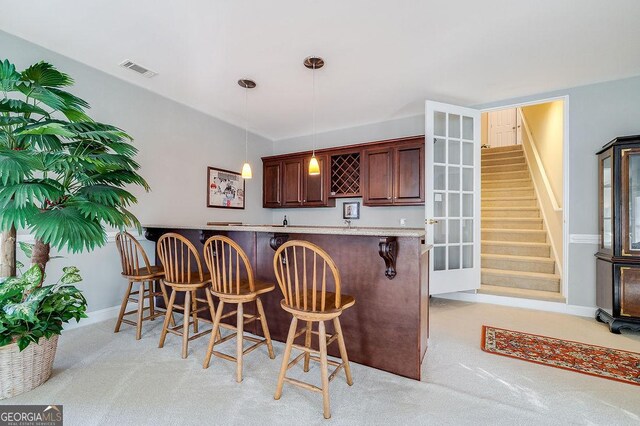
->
119, 60, 157, 78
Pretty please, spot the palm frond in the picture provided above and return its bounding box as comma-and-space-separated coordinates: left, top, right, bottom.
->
75, 185, 137, 207
0, 200, 40, 231
17, 121, 76, 138
14, 134, 63, 151
17, 83, 66, 111
0, 99, 50, 117
0, 179, 64, 208
0, 148, 39, 185
29, 207, 106, 253
20, 61, 74, 88
0, 59, 21, 92
83, 169, 150, 191
70, 199, 136, 228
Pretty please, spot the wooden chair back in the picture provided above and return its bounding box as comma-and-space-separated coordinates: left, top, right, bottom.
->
203, 235, 254, 294
115, 231, 154, 276
157, 233, 204, 284
272, 240, 342, 312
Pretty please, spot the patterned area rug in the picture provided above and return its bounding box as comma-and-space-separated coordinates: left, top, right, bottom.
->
481, 325, 640, 386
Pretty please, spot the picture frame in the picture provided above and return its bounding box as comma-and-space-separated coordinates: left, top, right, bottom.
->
207, 166, 245, 209
343, 201, 360, 219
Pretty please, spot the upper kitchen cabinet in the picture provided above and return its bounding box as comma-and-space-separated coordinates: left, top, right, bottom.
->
263, 159, 282, 207
262, 136, 424, 208
362, 138, 425, 206
263, 154, 335, 208
303, 154, 332, 206
282, 158, 304, 207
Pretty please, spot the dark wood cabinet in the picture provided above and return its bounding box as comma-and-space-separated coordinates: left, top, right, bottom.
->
263, 155, 334, 208
302, 154, 330, 206
362, 147, 394, 205
282, 158, 303, 207
262, 136, 424, 208
262, 160, 282, 207
595, 135, 640, 333
363, 139, 425, 206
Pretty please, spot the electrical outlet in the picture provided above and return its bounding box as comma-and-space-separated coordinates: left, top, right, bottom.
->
400, 218, 407, 227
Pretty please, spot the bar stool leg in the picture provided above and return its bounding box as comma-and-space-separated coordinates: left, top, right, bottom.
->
191, 290, 199, 333
114, 282, 133, 333
333, 317, 353, 386
256, 298, 275, 359
159, 289, 176, 348
274, 316, 298, 400
160, 281, 175, 326
182, 291, 191, 359
303, 320, 312, 371
236, 302, 244, 383
318, 320, 331, 419
204, 290, 221, 342
135, 281, 145, 340
203, 300, 224, 369
148, 281, 155, 320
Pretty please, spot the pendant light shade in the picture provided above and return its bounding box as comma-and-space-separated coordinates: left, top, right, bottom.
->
308, 155, 320, 175
238, 79, 256, 179
241, 162, 253, 179
305, 56, 324, 176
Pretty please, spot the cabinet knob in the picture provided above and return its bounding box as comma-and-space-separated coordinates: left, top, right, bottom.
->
388, 197, 392, 200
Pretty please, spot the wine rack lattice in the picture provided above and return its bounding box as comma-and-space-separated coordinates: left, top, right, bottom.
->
331, 153, 361, 197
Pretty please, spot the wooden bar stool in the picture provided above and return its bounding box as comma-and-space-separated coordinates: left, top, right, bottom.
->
202, 235, 275, 382
157, 233, 218, 359
114, 231, 173, 340
272, 240, 355, 419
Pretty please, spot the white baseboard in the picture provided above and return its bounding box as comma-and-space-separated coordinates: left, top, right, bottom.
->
435, 292, 597, 318
63, 305, 120, 331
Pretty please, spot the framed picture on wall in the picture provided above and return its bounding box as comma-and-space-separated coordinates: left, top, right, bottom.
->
207, 167, 245, 209
343, 201, 360, 219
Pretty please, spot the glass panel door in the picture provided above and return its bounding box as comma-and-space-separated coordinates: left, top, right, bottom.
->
601, 155, 612, 251
426, 101, 481, 295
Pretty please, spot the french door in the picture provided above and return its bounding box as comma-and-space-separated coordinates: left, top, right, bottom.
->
425, 101, 481, 295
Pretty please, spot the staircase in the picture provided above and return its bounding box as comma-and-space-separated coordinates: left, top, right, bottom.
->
481, 145, 563, 302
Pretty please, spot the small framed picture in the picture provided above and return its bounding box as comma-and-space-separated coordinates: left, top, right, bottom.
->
207, 167, 245, 209
343, 201, 360, 219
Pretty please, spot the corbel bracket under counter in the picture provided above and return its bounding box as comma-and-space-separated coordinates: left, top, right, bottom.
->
378, 237, 397, 279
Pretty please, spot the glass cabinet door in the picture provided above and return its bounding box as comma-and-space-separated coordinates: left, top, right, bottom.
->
601, 155, 612, 251
622, 149, 640, 255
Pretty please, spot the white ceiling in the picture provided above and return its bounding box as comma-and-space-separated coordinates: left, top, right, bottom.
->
2, 0, 640, 141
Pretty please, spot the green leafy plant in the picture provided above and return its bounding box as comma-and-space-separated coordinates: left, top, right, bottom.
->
0, 263, 87, 351
0, 58, 148, 276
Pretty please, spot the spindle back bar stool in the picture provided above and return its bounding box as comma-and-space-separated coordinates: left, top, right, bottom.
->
156, 233, 217, 358
272, 240, 355, 419
114, 232, 172, 340
202, 235, 275, 382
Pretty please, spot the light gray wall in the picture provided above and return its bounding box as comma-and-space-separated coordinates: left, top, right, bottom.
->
476, 74, 640, 307
2, 31, 272, 313
272, 115, 425, 227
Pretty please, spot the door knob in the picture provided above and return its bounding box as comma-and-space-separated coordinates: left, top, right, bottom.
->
426, 219, 439, 225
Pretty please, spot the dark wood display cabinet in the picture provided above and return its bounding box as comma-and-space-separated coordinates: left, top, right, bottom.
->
262, 136, 425, 209
595, 135, 640, 333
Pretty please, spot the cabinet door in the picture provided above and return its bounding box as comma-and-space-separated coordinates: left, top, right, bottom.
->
621, 148, 640, 256
282, 158, 303, 207
303, 154, 329, 206
263, 160, 282, 208
394, 142, 425, 205
362, 147, 394, 205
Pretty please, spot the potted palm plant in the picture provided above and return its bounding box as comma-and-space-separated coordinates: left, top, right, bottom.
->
0, 58, 148, 398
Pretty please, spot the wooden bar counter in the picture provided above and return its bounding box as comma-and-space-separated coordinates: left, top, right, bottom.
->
144, 224, 430, 380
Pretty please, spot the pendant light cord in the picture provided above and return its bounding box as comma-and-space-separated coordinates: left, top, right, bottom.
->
312, 62, 316, 156
244, 85, 249, 162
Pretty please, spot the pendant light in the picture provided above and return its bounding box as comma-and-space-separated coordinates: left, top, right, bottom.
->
305, 56, 324, 176
238, 78, 256, 179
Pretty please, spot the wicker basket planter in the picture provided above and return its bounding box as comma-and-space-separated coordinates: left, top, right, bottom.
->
0, 335, 59, 400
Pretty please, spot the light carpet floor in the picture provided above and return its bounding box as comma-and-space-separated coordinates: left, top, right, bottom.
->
1, 298, 639, 425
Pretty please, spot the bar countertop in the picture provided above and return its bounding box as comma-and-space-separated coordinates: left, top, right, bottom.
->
143, 223, 426, 238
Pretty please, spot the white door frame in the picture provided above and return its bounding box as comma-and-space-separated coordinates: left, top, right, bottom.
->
480, 95, 570, 301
